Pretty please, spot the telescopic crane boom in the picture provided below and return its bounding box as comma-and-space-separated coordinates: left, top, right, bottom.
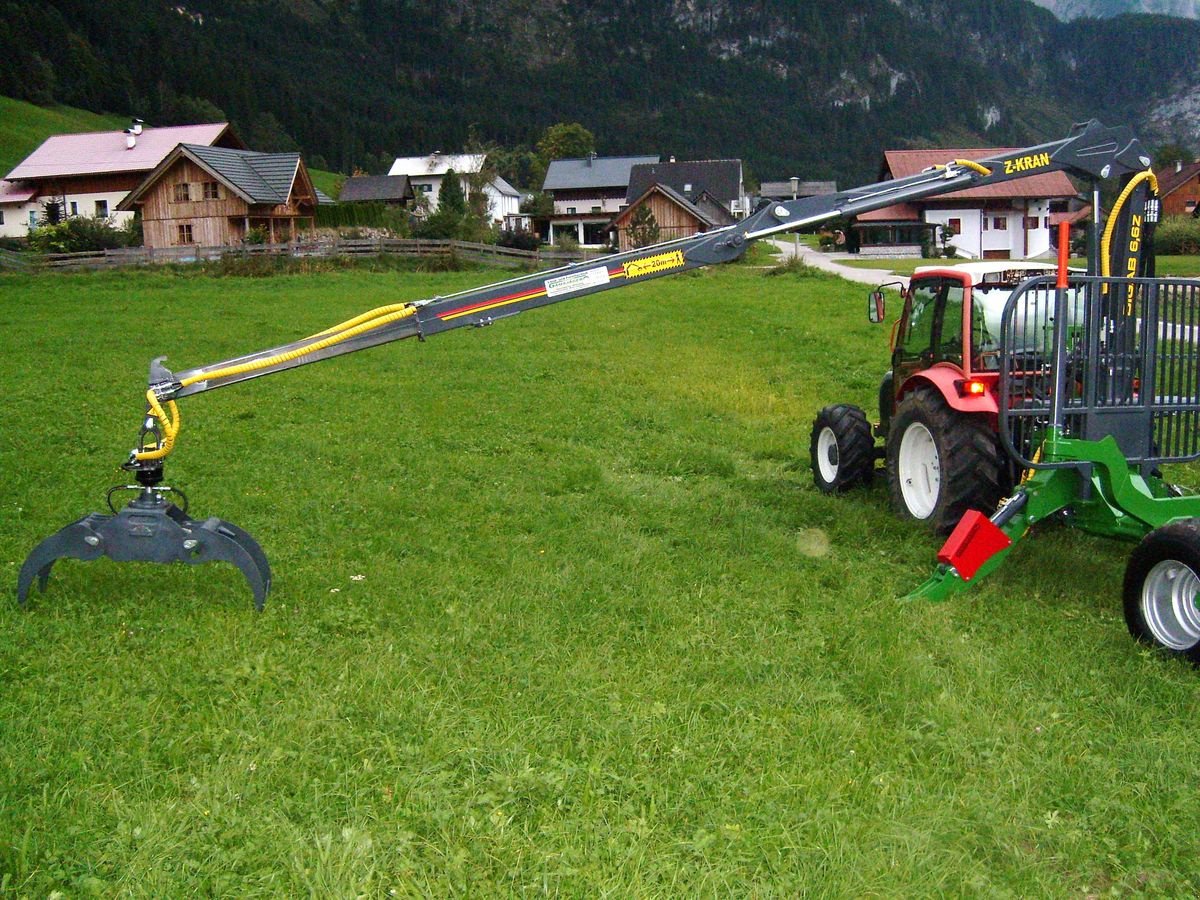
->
16, 120, 1158, 608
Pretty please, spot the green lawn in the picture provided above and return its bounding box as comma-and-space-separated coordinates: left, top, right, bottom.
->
3, 262, 1200, 894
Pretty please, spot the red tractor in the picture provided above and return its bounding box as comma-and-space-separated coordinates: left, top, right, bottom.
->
810, 262, 1066, 531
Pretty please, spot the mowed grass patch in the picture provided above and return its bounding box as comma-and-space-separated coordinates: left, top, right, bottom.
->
2, 264, 1200, 895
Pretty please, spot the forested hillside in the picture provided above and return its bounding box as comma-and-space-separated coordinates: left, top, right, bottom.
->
1, 0, 1198, 184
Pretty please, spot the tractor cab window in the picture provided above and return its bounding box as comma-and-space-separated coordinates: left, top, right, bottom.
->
897, 277, 963, 368
898, 279, 940, 363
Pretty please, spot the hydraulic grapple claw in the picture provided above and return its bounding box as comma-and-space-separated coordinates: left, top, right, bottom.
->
16, 490, 271, 610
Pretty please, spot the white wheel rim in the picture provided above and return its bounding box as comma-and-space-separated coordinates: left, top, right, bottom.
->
1141, 558, 1200, 650
898, 422, 940, 519
816, 426, 840, 483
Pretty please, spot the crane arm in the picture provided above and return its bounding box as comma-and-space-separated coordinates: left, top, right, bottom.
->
134, 120, 1153, 466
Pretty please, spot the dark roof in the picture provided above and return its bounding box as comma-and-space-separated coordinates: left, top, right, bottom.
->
1155, 161, 1200, 198
119, 143, 321, 210
339, 174, 414, 202
543, 155, 659, 192
626, 159, 742, 205
183, 144, 302, 203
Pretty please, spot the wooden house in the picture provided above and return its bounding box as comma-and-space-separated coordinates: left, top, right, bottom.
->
119, 144, 325, 248
609, 182, 720, 252
1154, 160, 1200, 218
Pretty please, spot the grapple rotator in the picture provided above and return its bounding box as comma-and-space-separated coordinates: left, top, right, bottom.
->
17, 363, 271, 610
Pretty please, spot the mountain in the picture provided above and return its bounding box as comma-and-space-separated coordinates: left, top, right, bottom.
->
1, 0, 1198, 186
1029, 0, 1199, 18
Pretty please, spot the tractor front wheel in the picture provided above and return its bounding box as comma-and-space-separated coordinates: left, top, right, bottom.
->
1123, 520, 1200, 663
886, 386, 1003, 533
810, 404, 874, 493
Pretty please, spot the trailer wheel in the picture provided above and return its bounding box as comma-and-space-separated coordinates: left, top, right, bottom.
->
810, 404, 874, 493
886, 386, 1003, 533
1123, 520, 1200, 663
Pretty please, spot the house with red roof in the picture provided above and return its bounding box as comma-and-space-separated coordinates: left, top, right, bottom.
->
853, 147, 1079, 259
0, 120, 243, 239
1154, 159, 1200, 218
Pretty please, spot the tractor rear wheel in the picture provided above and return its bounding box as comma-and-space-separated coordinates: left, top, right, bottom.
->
1123, 520, 1200, 663
886, 386, 1003, 533
810, 404, 874, 493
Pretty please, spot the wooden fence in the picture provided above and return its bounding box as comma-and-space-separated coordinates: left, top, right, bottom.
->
0, 238, 611, 273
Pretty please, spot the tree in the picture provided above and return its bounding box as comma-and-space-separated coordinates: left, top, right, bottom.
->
536, 122, 596, 165
1155, 143, 1193, 172
626, 204, 660, 248
439, 168, 466, 216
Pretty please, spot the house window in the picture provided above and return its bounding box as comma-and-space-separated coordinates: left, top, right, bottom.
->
684, 183, 693, 192
947, 217, 962, 234
419, 184, 432, 193
993, 216, 1007, 231
1188, 200, 1198, 213
28, 210, 36, 227
982, 217, 989, 232
94, 200, 108, 218
173, 183, 191, 203
69, 201, 78, 216
0, 211, 4, 225
567, 206, 576, 214
591, 205, 601, 213
177, 223, 194, 244
1024, 216, 1039, 230
1044, 217, 1051, 229
203, 182, 220, 200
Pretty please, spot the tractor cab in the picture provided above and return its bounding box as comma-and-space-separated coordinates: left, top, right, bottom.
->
880, 261, 1067, 432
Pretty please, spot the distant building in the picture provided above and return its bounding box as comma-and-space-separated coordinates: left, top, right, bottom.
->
543, 153, 659, 246
855, 147, 1077, 259
338, 174, 415, 206
0, 120, 243, 239
1154, 160, 1200, 218
387, 152, 519, 225
118, 143, 327, 248
759, 180, 838, 203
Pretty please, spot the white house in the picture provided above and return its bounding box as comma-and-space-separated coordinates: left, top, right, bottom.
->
0, 121, 243, 239
542, 154, 659, 246
387, 151, 520, 226
853, 146, 1078, 259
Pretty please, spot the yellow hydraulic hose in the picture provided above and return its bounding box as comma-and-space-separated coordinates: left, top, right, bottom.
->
133, 303, 419, 462
953, 159, 992, 176
1100, 169, 1159, 278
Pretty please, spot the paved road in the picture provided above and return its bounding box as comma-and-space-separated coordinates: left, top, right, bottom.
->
770, 238, 910, 289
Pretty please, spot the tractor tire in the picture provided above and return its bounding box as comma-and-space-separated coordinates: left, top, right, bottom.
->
885, 386, 1003, 533
1123, 520, 1200, 663
810, 404, 874, 493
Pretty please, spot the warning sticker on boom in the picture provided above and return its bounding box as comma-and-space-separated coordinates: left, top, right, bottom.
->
624, 250, 685, 280
544, 266, 611, 298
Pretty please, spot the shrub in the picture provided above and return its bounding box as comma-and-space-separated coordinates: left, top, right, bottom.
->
27, 217, 135, 253
497, 229, 540, 252
1154, 215, 1200, 255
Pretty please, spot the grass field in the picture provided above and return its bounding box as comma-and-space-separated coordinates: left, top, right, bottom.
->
3, 260, 1200, 895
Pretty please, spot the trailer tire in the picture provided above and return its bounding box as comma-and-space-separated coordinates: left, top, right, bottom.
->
1123, 520, 1200, 663
810, 404, 874, 493
886, 386, 1003, 533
